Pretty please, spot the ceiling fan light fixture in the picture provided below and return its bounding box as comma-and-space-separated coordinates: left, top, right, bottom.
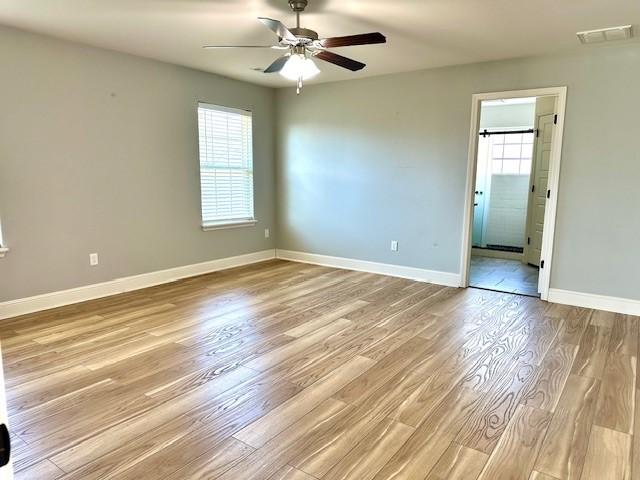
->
279, 53, 320, 82
203, 0, 386, 93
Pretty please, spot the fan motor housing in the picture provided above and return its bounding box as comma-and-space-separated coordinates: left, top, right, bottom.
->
289, 27, 318, 42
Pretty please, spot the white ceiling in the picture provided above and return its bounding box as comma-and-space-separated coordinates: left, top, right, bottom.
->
1, 0, 638, 88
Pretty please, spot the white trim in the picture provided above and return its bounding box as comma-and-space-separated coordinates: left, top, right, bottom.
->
276, 249, 460, 287
548, 288, 640, 316
0, 250, 276, 320
460, 86, 568, 301
538, 88, 567, 300
0, 248, 8, 259
202, 219, 257, 231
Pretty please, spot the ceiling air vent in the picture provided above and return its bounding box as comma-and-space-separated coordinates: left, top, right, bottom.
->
577, 25, 633, 44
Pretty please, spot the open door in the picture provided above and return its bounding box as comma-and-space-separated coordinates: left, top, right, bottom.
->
526, 112, 555, 267
0, 346, 13, 480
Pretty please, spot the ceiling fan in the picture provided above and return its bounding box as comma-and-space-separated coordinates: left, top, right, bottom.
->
203, 0, 386, 94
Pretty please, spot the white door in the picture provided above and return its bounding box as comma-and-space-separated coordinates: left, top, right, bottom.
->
0, 346, 13, 480
526, 113, 554, 267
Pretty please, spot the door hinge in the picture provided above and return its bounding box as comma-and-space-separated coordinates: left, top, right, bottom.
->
535, 128, 540, 138
547, 189, 551, 199
531, 184, 535, 193
540, 260, 545, 269
527, 237, 531, 245
553, 114, 558, 125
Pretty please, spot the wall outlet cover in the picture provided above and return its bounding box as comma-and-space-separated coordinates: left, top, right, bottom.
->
89, 253, 99, 266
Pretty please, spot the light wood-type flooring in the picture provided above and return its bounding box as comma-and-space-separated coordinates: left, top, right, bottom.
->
0, 260, 637, 480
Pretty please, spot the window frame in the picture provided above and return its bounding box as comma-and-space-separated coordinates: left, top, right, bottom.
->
197, 102, 256, 231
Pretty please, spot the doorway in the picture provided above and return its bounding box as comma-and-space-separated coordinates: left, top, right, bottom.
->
460, 87, 567, 300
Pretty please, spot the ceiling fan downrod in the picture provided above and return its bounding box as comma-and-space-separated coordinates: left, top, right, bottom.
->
288, 0, 308, 28
288, 0, 318, 41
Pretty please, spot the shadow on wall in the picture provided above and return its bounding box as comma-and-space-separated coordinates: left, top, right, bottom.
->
278, 105, 464, 274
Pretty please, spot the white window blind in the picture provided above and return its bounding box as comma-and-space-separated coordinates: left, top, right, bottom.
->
197, 103, 255, 228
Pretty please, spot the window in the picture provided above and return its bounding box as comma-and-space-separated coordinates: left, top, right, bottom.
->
197, 103, 255, 229
490, 131, 534, 175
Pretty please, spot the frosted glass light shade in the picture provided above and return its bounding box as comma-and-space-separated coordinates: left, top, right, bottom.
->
279, 54, 320, 81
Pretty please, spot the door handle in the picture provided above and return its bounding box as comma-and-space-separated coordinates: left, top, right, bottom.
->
0, 424, 10, 467
474, 203, 479, 207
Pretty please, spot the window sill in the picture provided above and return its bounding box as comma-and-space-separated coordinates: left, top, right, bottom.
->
0, 247, 8, 258
202, 220, 257, 231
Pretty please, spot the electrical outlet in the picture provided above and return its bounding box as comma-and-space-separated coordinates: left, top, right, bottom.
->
390, 241, 398, 252
264, 228, 270, 239
89, 253, 99, 266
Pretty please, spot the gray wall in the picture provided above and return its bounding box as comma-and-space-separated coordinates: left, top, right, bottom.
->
276, 42, 640, 300
2, 24, 639, 304
0, 26, 276, 302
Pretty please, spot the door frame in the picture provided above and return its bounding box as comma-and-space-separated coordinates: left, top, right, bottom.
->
459, 86, 568, 301
0, 344, 13, 479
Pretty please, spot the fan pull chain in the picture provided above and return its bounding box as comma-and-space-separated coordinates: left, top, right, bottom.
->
297, 75, 303, 95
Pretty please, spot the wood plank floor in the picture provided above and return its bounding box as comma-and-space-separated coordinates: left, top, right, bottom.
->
0, 259, 637, 480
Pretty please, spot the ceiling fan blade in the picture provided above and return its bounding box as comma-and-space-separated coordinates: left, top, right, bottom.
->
320, 32, 386, 48
314, 50, 366, 71
203, 45, 286, 49
258, 17, 298, 43
263, 55, 290, 74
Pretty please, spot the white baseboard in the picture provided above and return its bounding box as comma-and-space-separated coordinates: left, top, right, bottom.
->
0, 249, 276, 320
5, 248, 636, 321
276, 249, 461, 288
548, 288, 640, 316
